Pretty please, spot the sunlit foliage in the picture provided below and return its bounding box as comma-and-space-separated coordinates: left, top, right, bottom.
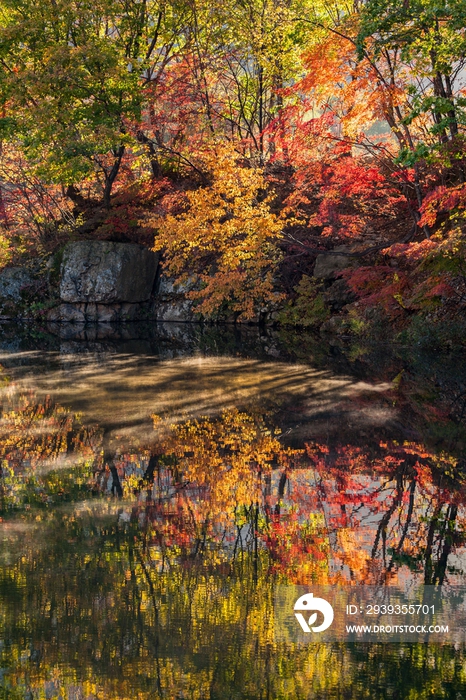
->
152, 145, 285, 318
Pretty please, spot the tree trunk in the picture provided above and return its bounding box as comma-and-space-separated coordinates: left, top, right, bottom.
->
102, 145, 125, 208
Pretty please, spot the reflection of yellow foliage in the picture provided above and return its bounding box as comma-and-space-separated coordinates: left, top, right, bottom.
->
0, 389, 101, 509
153, 408, 300, 534
336, 528, 370, 582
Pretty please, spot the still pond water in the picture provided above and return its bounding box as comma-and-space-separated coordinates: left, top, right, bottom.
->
0, 323, 465, 699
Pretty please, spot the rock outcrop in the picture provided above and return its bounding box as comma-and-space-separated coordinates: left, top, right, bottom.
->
0, 267, 33, 301
313, 246, 358, 281
0, 267, 35, 319
60, 241, 158, 304
46, 241, 159, 324
47, 246, 207, 325
154, 274, 198, 322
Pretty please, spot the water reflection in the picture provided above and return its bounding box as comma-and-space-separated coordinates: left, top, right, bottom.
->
0, 349, 395, 448
0, 330, 465, 698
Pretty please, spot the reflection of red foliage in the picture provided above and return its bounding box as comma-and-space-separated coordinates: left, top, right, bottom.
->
117, 431, 465, 586
263, 511, 330, 582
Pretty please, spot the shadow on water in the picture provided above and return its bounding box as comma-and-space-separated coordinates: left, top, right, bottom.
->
0, 322, 465, 698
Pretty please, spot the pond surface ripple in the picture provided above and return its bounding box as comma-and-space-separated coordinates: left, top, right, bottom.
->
0, 324, 465, 699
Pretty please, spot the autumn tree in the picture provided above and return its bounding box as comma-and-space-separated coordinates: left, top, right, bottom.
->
152, 144, 285, 319
357, 0, 466, 156
0, 0, 190, 207
136, 0, 319, 169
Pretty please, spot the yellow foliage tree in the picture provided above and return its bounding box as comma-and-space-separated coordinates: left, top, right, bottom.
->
152, 145, 285, 320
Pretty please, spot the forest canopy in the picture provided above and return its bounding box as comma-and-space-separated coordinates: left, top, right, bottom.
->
0, 0, 465, 332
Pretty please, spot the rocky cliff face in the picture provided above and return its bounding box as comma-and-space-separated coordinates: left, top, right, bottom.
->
60, 241, 158, 304
0, 240, 364, 331
0, 267, 37, 319
47, 241, 160, 324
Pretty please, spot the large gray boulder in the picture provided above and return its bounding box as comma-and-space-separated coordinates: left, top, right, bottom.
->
313, 246, 358, 281
156, 298, 196, 322
155, 273, 199, 322
60, 241, 158, 303
0, 267, 33, 301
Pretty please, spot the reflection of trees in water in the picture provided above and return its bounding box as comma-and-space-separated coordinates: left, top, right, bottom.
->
1, 402, 466, 697
108, 411, 466, 589
1, 387, 465, 587
0, 388, 101, 510
1, 511, 466, 700
302, 441, 466, 586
